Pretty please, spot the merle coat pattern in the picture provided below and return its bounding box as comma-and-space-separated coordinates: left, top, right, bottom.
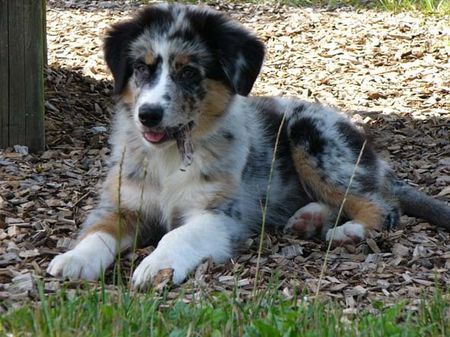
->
47, 4, 450, 288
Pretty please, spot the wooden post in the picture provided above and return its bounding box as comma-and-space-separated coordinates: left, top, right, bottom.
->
0, 0, 45, 152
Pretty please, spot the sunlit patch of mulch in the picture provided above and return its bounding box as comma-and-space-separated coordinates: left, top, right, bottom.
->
0, 0, 449, 313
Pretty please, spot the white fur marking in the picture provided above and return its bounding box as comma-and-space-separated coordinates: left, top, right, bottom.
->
47, 232, 131, 281
326, 221, 366, 243
132, 212, 232, 288
134, 62, 170, 124
285, 202, 331, 237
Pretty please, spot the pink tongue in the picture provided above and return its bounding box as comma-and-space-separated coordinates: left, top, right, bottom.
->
144, 131, 165, 143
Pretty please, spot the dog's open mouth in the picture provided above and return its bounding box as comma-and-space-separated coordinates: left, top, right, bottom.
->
143, 130, 168, 143
142, 122, 195, 167
142, 122, 193, 144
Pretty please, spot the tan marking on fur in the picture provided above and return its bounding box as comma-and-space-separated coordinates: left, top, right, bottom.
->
172, 55, 190, 71
144, 51, 154, 65
102, 166, 121, 205
205, 190, 232, 210
291, 148, 382, 230
193, 80, 231, 138
103, 161, 159, 206
204, 177, 237, 210
343, 197, 382, 230
121, 84, 135, 104
81, 210, 137, 241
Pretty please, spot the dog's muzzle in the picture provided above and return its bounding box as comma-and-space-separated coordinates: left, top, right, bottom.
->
139, 104, 164, 128
138, 104, 166, 143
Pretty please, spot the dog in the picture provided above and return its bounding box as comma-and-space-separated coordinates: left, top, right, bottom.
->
47, 3, 450, 288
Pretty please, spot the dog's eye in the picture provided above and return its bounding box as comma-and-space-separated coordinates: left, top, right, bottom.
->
134, 63, 148, 74
179, 67, 199, 81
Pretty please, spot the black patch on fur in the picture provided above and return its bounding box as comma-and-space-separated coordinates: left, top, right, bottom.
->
163, 94, 172, 101
139, 223, 166, 247
383, 205, 400, 230
136, 213, 167, 247
178, 76, 206, 101
250, 97, 298, 184
354, 175, 378, 193
168, 28, 196, 42
289, 117, 327, 157
222, 131, 234, 141
242, 145, 269, 182
200, 172, 212, 182
293, 102, 308, 113
170, 208, 185, 230
211, 199, 242, 220
336, 121, 377, 167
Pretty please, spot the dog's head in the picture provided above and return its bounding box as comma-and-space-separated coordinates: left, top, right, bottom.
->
104, 4, 264, 146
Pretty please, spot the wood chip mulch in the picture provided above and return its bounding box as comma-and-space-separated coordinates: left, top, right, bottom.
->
0, 1, 449, 313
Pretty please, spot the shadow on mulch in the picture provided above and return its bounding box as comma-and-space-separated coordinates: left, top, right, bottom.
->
47, 0, 141, 12
44, 65, 113, 149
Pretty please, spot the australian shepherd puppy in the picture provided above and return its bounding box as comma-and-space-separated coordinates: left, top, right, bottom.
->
47, 4, 450, 288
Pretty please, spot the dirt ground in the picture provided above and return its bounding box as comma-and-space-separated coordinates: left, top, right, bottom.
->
0, 0, 449, 313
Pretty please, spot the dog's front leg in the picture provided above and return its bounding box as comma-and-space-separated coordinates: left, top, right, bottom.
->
47, 210, 134, 281
132, 212, 237, 288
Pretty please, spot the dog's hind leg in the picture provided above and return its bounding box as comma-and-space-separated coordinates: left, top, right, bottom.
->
290, 147, 384, 243
285, 103, 389, 243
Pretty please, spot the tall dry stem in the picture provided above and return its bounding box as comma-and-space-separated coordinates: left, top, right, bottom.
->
253, 113, 286, 295
314, 140, 367, 298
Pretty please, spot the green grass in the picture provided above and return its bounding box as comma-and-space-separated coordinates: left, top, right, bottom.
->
377, 0, 450, 14
282, 0, 450, 14
1, 282, 449, 337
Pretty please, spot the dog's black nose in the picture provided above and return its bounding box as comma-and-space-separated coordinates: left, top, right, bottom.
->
138, 104, 164, 127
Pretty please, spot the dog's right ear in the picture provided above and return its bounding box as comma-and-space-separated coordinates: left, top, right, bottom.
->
104, 21, 141, 95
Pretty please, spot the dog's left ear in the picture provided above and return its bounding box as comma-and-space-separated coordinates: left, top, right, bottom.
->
104, 20, 142, 95
190, 10, 265, 96
215, 24, 265, 96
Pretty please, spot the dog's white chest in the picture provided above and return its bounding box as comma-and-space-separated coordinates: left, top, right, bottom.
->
120, 159, 215, 229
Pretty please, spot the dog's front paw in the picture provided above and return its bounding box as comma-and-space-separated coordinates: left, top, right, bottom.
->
132, 248, 190, 289
47, 250, 102, 281
325, 221, 366, 244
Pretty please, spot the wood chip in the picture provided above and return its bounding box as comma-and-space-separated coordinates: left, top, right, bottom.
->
10, 273, 35, 293
153, 268, 174, 291
392, 243, 410, 257
281, 244, 304, 259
